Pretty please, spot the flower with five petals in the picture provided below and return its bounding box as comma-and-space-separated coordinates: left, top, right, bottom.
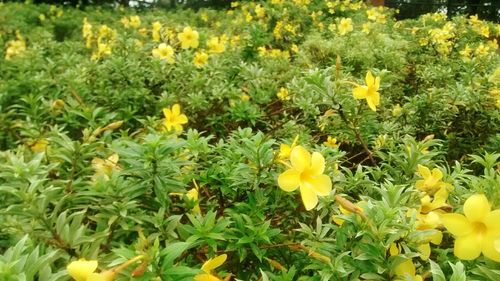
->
278, 146, 332, 210
352, 71, 381, 111
441, 194, 500, 262
162, 104, 188, 132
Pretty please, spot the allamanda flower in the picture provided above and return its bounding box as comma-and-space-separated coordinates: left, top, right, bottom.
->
415, 165, 450, 194
194, 254, 227, 281
352, 70, 380, 111
152, 43, 175, 64
278, 146, 332, 210
163, 104, 188, 132
193, 51, 209, 68
441, 194, 500, 262
178, 26, 199, 49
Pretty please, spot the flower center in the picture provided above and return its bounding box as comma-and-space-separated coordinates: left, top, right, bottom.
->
472, 222, 487, 235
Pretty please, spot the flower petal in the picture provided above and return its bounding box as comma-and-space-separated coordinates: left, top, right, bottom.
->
464, 194, 491, 222
482, 233, 500, 262
278, 169, 300, 192
441, 213, 473, 236
394, 259, 415, 277
431, 168, 443, 181
310, 152, 325, 175
172, 104, 181, 116
67, 260, 98, 281
305, 174, 332, 196
300, 185, 318, 211
352, 86, 367, 99
201, 254, 227, 273
484, 210, 500, 233
366, 92, 379, 111
290, 146, 311, 172
417, 165, 431, 178
194, 273, 222, 281
417, 243, 431, 260
454, 233, 482, 260
365, 71, 375, 86
177, 114, 188, 124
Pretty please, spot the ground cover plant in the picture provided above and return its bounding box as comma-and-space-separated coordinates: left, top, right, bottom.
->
0, 0, 500, 280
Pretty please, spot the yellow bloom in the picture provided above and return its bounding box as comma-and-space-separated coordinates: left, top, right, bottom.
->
92, 153, 120, 181
415, 165, 448, 194
152, 43, 175, 64
207, 36, 225, 54
67, 260, 98, 281
187, 188, 201, 215
120, 17, 130, 28
323, 136, 338, 148
29, 139, 48, 153
277, 87, 290, 101
152, 21, 162, 42
276, 135, 299, 161
178, 26, 199, 49
338, 18, 353, 36
193, 51, 209, 68
5, 37, 26, 60
129, 15, 141, 28
393, 259, 423, 281
352, 70, 381, 111
254, 4, 265, 18
194, 254, 227, 281
278, 146, 332, 210
441, 194, 500, 262
163, 104, 188, 132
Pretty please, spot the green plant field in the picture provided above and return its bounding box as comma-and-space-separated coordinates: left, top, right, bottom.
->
1, 1, 500, 280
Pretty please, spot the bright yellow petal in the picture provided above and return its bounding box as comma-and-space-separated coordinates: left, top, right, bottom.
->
352, 86, 367, 99
310, 152, 325, 175
172, 104, 181, 116
389, 243, 399, 256
305, 174, 332, 196
163, 108, 171, 118
277, 169, 300, 192
67, 260, 98, 281
201, 254, 227, 273
484, 210, 500, 233
290, 146, 311, 172
433, 187, 449, 205
394, 259, 415, 277
194, 273, 222, 281
418, 243, 431, 260
365, 71, 375, 86
417, 165, 431, 178
332, 216, 344, 226
177, 114, 188, 124
482, 234, 500, 262
464, 194, 490, 222
107, 153, 119, 165
366, 92, 379, 111
429, 231, 443, 245
87, 271, 115, 281
300, 185, 318, 211
454, 233, 482, 260
441, 213, 473, 236
431, 168, 443, 181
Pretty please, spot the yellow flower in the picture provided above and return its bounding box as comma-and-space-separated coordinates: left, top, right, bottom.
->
5, 36, 26, 60
120, 17, 130, 28
393, 259, 423, 281
194, 254, 227, 281
278, 146, 332, 210
67, 260, 98, 281
338, 18, 353, 36
29, 139, 49, 153
352, 70, 381, 111
129, 15, 141, 28
207, 36, 225, 54
277, 87, 290, 101
92, 153, 120, 181
178, 26, 199, 49
152, 21, 162, 42
163, 104, 188, 132
323, 136, 338, 148
187, 188, 201, 215
254, 4, 265, 18
193, 51, 209, 68
441, 194, 500, 262
276, 135, 299, 161
415, 165, 448, 194
152, 43, 175, 64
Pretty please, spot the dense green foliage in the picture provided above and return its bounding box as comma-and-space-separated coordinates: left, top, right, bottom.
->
0, 1, 500, 280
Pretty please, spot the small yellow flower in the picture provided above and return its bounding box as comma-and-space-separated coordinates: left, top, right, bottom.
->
129, 15, 141, 28
441, 194, 500, 262
152, 21, 162, 42
29, 139, 49, 153
415, 165, 449, 194
323, 136, 339, 148
194, 254, 227, 281
178, 26, 199, 49
240, 94, 250, 101
186, 188, 201, 215
277, 87, 290, 101
338, 18, 353, 36
352, 70, 381, 111
92, 153, 120, 181
276, 135, 299, 161
278, 146, 332, 210
152, 43, 175, 64
207, 36, 225, 54
67, 260, 98, 281
193, 51, 209, 68
163, 104, 188, 132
